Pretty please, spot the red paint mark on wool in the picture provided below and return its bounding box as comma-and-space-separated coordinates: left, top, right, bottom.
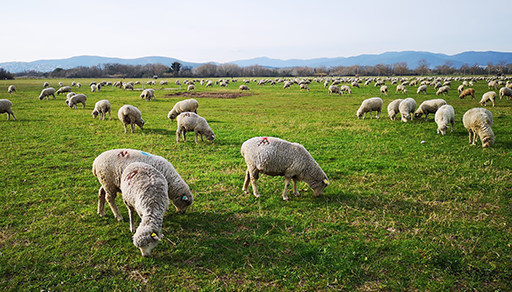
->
258, 137, 270, 146
118, 150, 129, 158
125, 170, 138, 185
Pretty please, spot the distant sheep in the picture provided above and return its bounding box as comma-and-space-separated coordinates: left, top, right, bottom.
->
396, 84, 407, 94
414, 99, 447, 121
241, 136, 329, 200
167, 99, 199, 121
7, 85, 16, 94
39, 88, 56, 100
56, 86, 72, 95
118, 105, 145, 133
239, 85, 250, 92
459, 88, 475, 99
206, 80, 213, 87
434, 105, 455, 135
187, 84, 195, 92
387, 99, 404, 120
160, 80, 168, 86
0, 99, 16, 120
462, 108, 494, 147
480, 91, 496, 107
67, 94, 87, 109
43, 82, 49, 88
499, 87, 512, 100
90, 84, 97, 92
488, 80, 498, 90
457, 84, 465, 94
380, 85, 388, 95
328, 85, 342, 95
417, 85, 428, 94
399, 98, 417, 122
140, 89, 155, 101
340, 85, 352, 94
300, 84, 310, 92
356, 97, 383, 119
123, 82, 134, 90
175, 112, 215, 143
92, 100, 111, 120
436, 86, 450, 96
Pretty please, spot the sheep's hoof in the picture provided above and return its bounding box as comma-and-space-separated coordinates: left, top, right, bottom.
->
282, 196, 289, 201
253, 193, 261, 198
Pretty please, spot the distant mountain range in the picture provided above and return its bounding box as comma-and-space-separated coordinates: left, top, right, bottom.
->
1, 51, 512, 73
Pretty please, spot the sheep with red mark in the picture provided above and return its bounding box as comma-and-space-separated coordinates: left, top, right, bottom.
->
175, 112, 215, 143
167, 99, 199, 121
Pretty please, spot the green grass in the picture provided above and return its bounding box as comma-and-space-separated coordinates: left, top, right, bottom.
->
1, 77, 511, 291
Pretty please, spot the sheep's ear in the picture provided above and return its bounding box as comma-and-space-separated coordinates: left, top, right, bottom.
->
323, 179, 330, 186
182, 195, 188, 201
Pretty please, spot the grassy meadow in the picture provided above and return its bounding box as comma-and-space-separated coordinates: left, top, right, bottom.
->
0, 76, 511, 291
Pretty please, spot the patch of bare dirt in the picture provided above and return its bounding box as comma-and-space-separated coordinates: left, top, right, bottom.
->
163, 91, 253, 99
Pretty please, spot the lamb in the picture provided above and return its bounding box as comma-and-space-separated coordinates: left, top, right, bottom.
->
436, 86, 450, 96
434, 105, 455, 135
56, 86, 72, 95
380, 85, 388, 95
175, 112, 215, 143
462, 108, 494, 147
239, 84, 250, 92
67, 94, 87, 109
356, 97, 383, 119
39, 87, 56, 100
241, 136, 329, 201
459, 88, 475, 99
499, 87, 512, 100
140, 89, 155, 101
328, 85, 342, 95
387, 99, 404, 120
118, 105, 145, 133
399, 98, 417, 122
0, 99, 16, 120
187, 84, 195, 92
92, 148, 194, 221
92, 100, 111, 120
480, 91, 496, 107
7, 85, 16, 94
414, 99, 447, 121
167, 99, 199, 121
417, 85, 428, 94
120, 162, 169, 257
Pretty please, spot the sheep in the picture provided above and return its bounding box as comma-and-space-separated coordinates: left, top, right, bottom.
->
205, 80, 213, 87
7, 85, 16, 94
167, 99, 199, 121
76, 82, 82, 88
39, 87, 56, 100
283, 81, 293, 89
499, 87, 512, 100
175, 112, 215, 143
239, 84, 250, 92
120, 162, 169, 257
417, 85, 428, 94
399, 98, 417, 122
396, 84, 407, 94
436, 86, 450, 96
187, 84, 195, 92
356, 97, 383, 119
58, 82, 63, 87
56, 86, 72, 95
160, 80, 168, 86
462, 108, 494, 147
118, 105, 145, 133
457, 84, 465, 94
67, 94, 87, 109
123, 82, 134, 90
380, 85, 388, 95
92, 100, 111, 120
459, 88, 475, 99
414, 99, 447, 121
241, 136, 329, 201
90, 84, 97, 93
488, 80, 498, 90
140, 89, 155, 101
387, 99, 404, 120
434, 105, 455, 135
340, 85, 352, 94
0, 99, 16, 120
300, 84, 310, 92
92, 148, 194, 221
480, 91, 496, 107
328, 85, 342, 95
43, 82, 49, 88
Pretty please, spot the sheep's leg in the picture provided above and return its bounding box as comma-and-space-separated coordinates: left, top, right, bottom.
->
243, 169, 251, 193
376, 110, 381, 119
176, 128, 181, 143
282, 177, 291, 200
182, 130, 187, 142
123, 123, 128, 134
108, 110, 111, 120
126, 205, 136, 233
82, 102, 86, 109
130, 123, 135, 133
194, 130, 199, 144
97, 186, 107, 216
424, 114, 428, 121
248, 169, 261, 198
292, 178, 300, 196
369, 112, 373, 119
106, 192, 123, 221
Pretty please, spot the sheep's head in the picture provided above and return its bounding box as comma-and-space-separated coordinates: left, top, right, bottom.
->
92, 110, 99, 119
172, 189, 194, 214
133, 227, 162, 257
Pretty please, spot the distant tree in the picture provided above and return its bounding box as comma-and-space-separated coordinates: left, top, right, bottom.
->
170, 61, 182, 76
393, 62, 410, 75
0, 68, 15, 80
415, 59, 430, 76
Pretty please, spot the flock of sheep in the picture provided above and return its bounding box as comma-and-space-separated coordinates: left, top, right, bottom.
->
3, 74, 510, 256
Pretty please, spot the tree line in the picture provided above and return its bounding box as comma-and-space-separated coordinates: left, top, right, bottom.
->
9, 59, 512, 79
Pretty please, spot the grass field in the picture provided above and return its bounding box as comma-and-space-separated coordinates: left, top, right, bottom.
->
1, 77, 511, 291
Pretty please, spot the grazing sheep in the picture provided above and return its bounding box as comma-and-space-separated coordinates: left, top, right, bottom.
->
58, 82, 63, 87
387, 99, 404, 120
414, 99, 447, 121
399, 98, 417, 122
417, 85, 428, 94
118, 105, 145, 133
436, 86, 450, 96
39, 87, 56, 100
241, 136, 329, 201
56, 86, 72, 95
380, 85, 388, 95
435, 105, 455, 135
90, 84, 97, 92
92, 149, 194, 221
488, 80, 498, 90
187, 84, 195, 92
77, 82, 82, 88
43, 82, 49, 88
340, 85, 352, 94
356, 97, 383, 119
120, 162, 169, 257
167, 99, 199, 121
160, 80, 168, 86
92, 100, 111, 120
328, 85, 342, 95
396, 84, 407, 94
0, 99, 16, 120
140, 89, 155, 101
283, 81, 293, 89
457, 84, 465, 94
239, 84, 250, 92
462, 108, 494, 147
175, 112, 215, 143
7, 85, 16, 94
123, 82, 134, 90
67, 94, 87, 109
459, 88, 475, 99
499, 87, 512, 100
480, 91, 496, 107
300, 84, 310, 92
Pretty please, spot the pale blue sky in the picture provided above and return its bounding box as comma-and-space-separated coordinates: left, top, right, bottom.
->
2, 0, 510, 63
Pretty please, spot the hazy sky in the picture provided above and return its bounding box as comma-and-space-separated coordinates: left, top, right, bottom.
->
2, 0, 510, 64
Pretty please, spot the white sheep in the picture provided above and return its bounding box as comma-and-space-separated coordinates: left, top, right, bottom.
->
328, 85, 342, 95
43, 82, 49, 88
480, 91, 496, 107
7, 85, 16, 94
300, 84, 310, 92
436, 86, 450, 96
123, 82, 134, 90
387, 99, 403, 120
56, 86, 72, 95
399, 98, 417, 122
140, 89, 155, 101
380, 85, 388, 95
396, 84, 407, 94
92, 100, 111, 120
462, 108, 494, 147
414, 99, 447, 121
120, 162, 169, 257
39, 87, 56, 100
92, 149, 194, 221
499, 87, 512, 100
175, 112, 215, 143
0, 99, 16, 120
239, 85, 250, 92
434, 105, 455, 135
356, 97, 383, 119
58, 82, 63, 87
417, 85, 428, 94
90, 84, 97, 93
167, 99, 199, 121
118, 105, 145, 133
77, 82, 82, 88
187, 84, 195, 92
241, 136, 329, 201
67, 94, 87, 109
457, 84, 465, 94
160, 80, 168, 86
340, 85, 352, 94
